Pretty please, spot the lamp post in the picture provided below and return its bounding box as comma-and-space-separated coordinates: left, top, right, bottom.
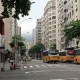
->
17, 18, 32, 64
13, 1, 35, 69
18, 18, 32, 26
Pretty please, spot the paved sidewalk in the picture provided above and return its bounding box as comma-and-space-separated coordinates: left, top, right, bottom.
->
0, 62, 10, 71
0, 61, 28, 72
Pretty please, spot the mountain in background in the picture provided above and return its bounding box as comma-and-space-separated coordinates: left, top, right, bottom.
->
22, 33, 33, 42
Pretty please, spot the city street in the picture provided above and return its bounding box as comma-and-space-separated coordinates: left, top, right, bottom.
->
0, 60, 80, 80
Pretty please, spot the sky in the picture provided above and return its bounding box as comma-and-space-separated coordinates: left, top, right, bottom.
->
17, 0, 49, 35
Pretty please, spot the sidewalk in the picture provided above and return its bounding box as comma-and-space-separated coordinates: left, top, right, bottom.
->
0, 62, 10, 71
0, 61, 27, 72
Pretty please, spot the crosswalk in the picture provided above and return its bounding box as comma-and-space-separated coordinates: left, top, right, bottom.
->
23, 63, 80, 70
23, 64, 64, 69
23, 64, 52, 69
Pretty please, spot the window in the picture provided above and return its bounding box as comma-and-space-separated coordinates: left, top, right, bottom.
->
64, 9, 68, 12
70, 12, 71, 18
64, 1, 67, 4
72, 10, 74, 15
76, 8, 78, 11
52, 16, 56, 19
75, 0, 77, 2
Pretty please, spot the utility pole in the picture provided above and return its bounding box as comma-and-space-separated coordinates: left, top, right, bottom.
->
14, 18, 17, 69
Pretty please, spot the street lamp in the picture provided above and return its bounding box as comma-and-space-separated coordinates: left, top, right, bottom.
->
16, 18, 32, 67
31, 2, 35, 4
18, 18, 32, 26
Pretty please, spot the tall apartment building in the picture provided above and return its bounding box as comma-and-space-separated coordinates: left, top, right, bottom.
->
41, 0, 57, 49
63, 0, 80, 48
35, 19, 42, 43
56, 0, 80, 50
56, 0, 65, 50
32, 28, 36, 45
33, 0, 80, 50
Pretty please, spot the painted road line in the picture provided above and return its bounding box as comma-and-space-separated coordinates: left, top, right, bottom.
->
47, 64, 52, 67
25, 72, 30, 74
24, 66, 27, 68
30, 65, 33, 68
41, 65, 46, 67
68, 78, 78, 80
35, 65, 40, 68
50, 79, 66, 80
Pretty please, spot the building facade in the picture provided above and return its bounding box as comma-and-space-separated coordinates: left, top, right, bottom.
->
62, 0, 80, 48
32, 28, 36, 45
0, 0, 21, 62
35, 19, 42, 43
56, 0, 65, 50
41, 0, 57, 49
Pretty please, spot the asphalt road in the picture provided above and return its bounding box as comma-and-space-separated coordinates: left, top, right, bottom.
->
0, 60, 80, 80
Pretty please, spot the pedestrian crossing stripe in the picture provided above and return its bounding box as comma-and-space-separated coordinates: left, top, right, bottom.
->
23, 64, 70, 69
24, 66, 27, 68
41, 65, 46, 67
30, 65, 33, 68
50, 79, 66, 80
35, 65, 40, 68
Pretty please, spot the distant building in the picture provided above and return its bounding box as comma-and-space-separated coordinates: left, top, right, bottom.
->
32, 28, 36, 45
41, 0, 57, 49
35, 19, 42, 43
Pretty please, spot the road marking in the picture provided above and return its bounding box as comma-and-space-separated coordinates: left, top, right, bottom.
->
53, 64, 61, 67
50, 79, 66, 80
35, 65, 40, 68
47, 64, 52, 67
57, 70, 77, 72
68, 78, 78, 80
41, 65, 46, 67
25, 70, 45, 74
25, 72, 30, 74
30, 65, 33, 68
24, 66, 27, 68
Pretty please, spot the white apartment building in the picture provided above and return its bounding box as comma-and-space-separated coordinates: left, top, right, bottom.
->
34, 0, 80, 50
41, 0, 57, 49
32, 28, 36, 45
63, 0, 80, 48
35, 19, 42, 43
56, 0, 65, 50
56, 0, 80, 50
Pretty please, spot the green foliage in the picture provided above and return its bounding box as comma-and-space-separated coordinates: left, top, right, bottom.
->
9, 41, 15, 48
12, 35, 25, 41
50, 42, 56, 49
28, 43, 45, 58
64, 20, 80, 47
1, 0, 31, 19
10, 35, 26, 56
20, 46, 26, 56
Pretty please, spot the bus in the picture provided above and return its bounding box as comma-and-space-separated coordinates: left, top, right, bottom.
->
42, 49, 59, 63
59, 47, 75, 63
74, 48, 80, 64
58, 51, 66, 62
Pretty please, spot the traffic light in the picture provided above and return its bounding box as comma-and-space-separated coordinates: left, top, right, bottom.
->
0, 19, 4, 35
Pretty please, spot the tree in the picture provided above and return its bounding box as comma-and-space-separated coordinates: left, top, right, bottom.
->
1, 0, 31, 19
28, 43, 45, 59
50, 42, 56, 49
9, 35, 26, 56
64, 20, 80, 48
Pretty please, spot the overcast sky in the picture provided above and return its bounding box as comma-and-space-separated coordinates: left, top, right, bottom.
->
17, 0, 49, 35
